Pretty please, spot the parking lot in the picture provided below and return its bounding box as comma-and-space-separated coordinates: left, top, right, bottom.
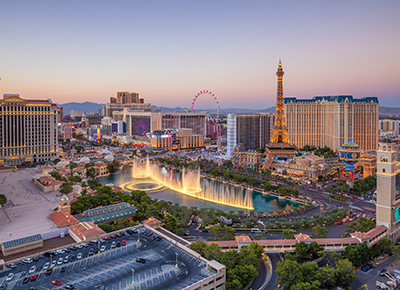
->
0, 227, 212, 290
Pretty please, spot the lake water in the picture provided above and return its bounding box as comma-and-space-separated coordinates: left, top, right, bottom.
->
98, 168, 301, 213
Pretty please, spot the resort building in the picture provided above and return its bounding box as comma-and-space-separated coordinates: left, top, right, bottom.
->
148, 128, 204, 151
227, 113, 237, 157
284, 95, 379, 151
231, 144, 263, 170
161, 111, 206, 136
379, 119, 400, 138
0, 94, 60, 165
106, 92, 151, 117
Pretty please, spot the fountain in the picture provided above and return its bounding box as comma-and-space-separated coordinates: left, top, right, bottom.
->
121, 157, 254, 209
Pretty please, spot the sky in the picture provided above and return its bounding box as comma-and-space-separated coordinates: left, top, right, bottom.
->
0, 0, 400, 109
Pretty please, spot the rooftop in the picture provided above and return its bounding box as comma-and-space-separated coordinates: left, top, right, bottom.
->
74, 202, 137, 224
2, 234, 42, 249
284, 95, 379, 104
49, 211, 79, 227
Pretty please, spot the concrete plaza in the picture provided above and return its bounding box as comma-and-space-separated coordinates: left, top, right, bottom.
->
0, 169, 62, 243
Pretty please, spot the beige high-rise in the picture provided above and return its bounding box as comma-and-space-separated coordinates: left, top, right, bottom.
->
284, 95, 379, 151
376, 138, 400, 241
0, 94, 60, 165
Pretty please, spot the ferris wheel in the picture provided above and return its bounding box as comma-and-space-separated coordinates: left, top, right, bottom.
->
191, 90, 220, 124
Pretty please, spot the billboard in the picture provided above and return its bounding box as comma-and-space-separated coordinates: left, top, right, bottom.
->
131, 117, 150, 137
395, 205, 400, 222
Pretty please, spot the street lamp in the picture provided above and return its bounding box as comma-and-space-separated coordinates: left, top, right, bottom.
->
175, 252, 178, 268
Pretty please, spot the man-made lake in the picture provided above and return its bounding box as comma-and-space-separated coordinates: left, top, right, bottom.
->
98, 168, 301, 213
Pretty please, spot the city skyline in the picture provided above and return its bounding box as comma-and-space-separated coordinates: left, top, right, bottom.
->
1, 1, 400, 108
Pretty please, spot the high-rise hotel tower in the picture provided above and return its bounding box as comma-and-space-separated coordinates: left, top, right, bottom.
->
0, 94, 60, 166
284, 95, 379, 151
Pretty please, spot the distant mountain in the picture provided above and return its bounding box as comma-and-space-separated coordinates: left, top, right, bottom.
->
379, 106, 400, 116
59, 102, 105, 114
58, 101, 399, 117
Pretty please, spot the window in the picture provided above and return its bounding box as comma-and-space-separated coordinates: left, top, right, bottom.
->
383, 168, 386, 173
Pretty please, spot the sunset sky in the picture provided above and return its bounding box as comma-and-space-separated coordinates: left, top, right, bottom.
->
1, 1, 399, 109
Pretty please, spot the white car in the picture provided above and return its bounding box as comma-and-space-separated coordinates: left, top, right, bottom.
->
43, 262, 50, 270
22, 258, 33, 264
5, 273, 14, 282
51, 260, 57, 268
57, 257, 63, 265
100, 245, 106, 252
57, 249, 65, 254
77, 253, 83, 260
77, 244, 83, 249
28, 265, 36, 274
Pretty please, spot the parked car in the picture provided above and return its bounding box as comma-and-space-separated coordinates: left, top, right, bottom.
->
361, 263, 373, 272
100, 245, 106, 252
33, 256, 39, 261
5, 273, 14, 282
51, 260, 57, 268
116, 232, 122, 237
65, 284, 75, 289
46, 268, 53, 276
57, 258, 64, 265
22, 258, 33, 264
88, 248, 94, 256
337, 221, 342, 225
136, 258, 146, 264
60, 266, 66, 273
77, 253, 83, 260
103, 236, 110, 240
126, 229, 133, 235
122, 240, 126, 246
23, 277, 30, 284
51, 280, 62, 286
30, 274, 38, 281
28, 265, 37, 274
42, 262, 50, 270
6, 263, 17, 269
110, 234, 117, 239
111, 242, 116, 249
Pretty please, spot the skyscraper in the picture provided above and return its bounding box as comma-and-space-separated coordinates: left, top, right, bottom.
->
226, 114, 236, 157
0, 94, 59, 165
284, 95, 379, 151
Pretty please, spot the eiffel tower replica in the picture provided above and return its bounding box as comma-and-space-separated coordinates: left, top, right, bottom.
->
265, 60, 295, 164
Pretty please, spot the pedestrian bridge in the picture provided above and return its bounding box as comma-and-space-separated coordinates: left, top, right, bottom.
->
205, 225, 388, 253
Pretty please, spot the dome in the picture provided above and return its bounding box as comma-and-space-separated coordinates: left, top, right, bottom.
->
80, 157, 91, 164
56, 160, 69, 169
123, 151, 132, 157
338, 142, 361, 171
105, 154, 114, 162
380, 137, 394, 144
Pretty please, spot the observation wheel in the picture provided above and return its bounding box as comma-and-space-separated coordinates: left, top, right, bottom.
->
191, 90, 219, 124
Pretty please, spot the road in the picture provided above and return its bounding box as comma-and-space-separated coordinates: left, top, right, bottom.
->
352, 256, 394, 290
247, 259, 268, 290
262, 253, 280, 290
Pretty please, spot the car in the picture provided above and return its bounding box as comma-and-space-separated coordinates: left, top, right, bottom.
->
100, 245, 106, 252
28, 287, 37, 290
57, 258, 64, 265
156, 236, 162, 241
116, 232, 122, 237
136, 258, 146, 264
5, 273, 14, 282
110, 234, 117, 239
122, 240, 126, 246
23, 277, 30, 284
64, 256, 69, 264
57, 249, 65, 254
77, 253, 83, 260
30, 274, 38, 281
52, 279, 62, 286
126, 229, 133, 235
103, 236, 110, 240
64, 284, 75, 289
92, 239, 98, 243
147, 232, 153, 237
88, 248, 94, 256
132, 229, 138, 234
46, 268, 53, 276
33, 256, 39, 261
152, 235, 158, 240
111, 241, 116, 249
77, 244, 83, 249
43, 262, 50, 270
6, 263, 17, 269
51, 260, 57, 268
60, 266, 66, 273
70, 255, 76, 262
361, 263, 373, 272
82, 243, 89, 247
0, 284, 7, 290
64, 247, 71, 252
28, 265, 37, 274
116, 242, 121, 248
337, 221, 342, 225
23, 258, 33, 264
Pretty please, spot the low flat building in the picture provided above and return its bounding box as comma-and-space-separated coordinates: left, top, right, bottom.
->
1, 234, 43, 257
68, 222, 106, 243
74, 202, 137, 224
32, 175, 63, 192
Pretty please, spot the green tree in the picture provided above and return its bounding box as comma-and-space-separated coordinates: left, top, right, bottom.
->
392, 245, 400, 262
294, 242, 309, 261
223, 226, 236, 240
0, 194, 7, 206
88, 179, 102, 190
345, 216, 375, 235
282, 229, 295, 240
107, 160, 121, 173
276, 259, 304, 290
190, 241, 207, 256
163, 214, 177, 234
320, 265, 337, 288
335, 258, 356, 287
222, 170, 232, 180
343, 243, 371, 267
374, 238, 393, 255
60, 182, 73, 194
307, 242, 324, 259
310, 225, 328, 239
204, 243, 222, 261
209, 224, 223, 240
86, 167, 96, 178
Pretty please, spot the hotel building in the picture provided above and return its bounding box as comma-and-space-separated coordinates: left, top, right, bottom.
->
148, 128, 204, 151
106, 92, 151, 117
284, 95, 379, 151
0, 94, 60, 165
